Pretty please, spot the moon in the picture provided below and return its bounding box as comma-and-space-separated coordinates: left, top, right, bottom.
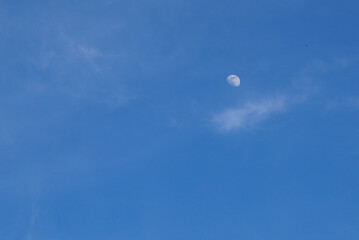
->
227, 75, 240, 87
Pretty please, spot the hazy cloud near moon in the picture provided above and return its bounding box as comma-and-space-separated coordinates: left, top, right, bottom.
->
212, 96, 287, 132
227, 75, 240, 87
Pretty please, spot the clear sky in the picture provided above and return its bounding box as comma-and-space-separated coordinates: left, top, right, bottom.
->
1, 0, 359, 239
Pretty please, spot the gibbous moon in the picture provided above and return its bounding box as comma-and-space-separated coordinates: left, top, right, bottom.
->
227, 75, 240, 87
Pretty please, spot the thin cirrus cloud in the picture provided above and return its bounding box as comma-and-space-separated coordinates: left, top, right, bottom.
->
26, 31, 134, 107
211, 95, 288, 132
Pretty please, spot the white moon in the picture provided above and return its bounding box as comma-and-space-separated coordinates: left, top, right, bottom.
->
227, 75, 240, 87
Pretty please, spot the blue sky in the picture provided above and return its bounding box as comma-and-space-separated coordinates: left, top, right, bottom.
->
1, 0, 359, 239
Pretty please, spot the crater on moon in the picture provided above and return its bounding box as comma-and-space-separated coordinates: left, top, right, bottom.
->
227, 75, 240, 87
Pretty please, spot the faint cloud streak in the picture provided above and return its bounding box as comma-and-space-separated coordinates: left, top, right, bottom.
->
211, 96, 287, 132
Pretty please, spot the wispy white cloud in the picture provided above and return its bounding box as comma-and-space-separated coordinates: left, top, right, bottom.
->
75, 45, 101, 59
22, 30, 135, 107
211, 96, 287, 132
26, 198, 40, 240
32, 32, 103, 72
